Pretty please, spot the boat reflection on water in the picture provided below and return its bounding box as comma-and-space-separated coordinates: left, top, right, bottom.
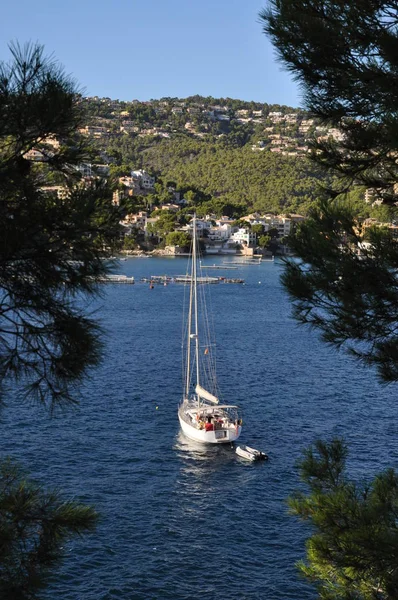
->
172, 433, 256, 519
174, 432, 267, 473
173, 431, 235, 467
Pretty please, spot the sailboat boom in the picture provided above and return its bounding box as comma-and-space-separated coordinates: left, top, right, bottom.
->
195, 384, 219, 404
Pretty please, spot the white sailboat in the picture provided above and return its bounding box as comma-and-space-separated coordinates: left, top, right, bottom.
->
178, 215, 242, 444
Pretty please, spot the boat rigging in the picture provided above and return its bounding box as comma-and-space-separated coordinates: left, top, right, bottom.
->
178, 214, 242, 444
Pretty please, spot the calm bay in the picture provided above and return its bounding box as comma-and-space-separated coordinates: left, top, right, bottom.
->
1, 256, 397, 599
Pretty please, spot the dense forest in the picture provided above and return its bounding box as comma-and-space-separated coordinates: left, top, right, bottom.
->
106, 136, 327, 214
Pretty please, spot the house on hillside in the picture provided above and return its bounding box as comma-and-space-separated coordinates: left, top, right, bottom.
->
79, 125, 109, 138
121, 211, 148, 229
131, 169, 155, 190
241, 213, 262, 226
23, 148, 49, 162
120, 122, 140, 133
187, 107, 202, 115
119, 176, 141, 195
182, 218, 213, 236
160, 203, 180, 212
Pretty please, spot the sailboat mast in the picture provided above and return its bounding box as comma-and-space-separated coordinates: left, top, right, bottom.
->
185, 231, 194, 400
193, 214, 201, 405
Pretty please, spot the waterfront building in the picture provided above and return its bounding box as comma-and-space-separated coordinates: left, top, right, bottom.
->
207, 223, 231, 241
228, 228, 257, 247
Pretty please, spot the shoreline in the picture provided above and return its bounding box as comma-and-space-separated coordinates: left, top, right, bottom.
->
120, 249, 279, 258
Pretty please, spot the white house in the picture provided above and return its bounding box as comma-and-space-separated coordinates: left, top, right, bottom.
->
131, 169, 155, 189
185, 218, 213, 233
207, 223, 231, 241
228, 228, 256, 247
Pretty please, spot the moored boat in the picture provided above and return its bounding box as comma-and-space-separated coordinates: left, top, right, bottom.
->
235, 445, 268, 461
178, 214, 243, 444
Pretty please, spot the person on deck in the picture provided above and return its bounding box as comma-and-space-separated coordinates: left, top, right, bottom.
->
205, 416, 214, 432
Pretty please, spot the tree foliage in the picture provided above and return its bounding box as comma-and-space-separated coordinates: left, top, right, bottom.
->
102, 133, 326, 215
282, 200, 398, 382
165, 231, 191, 249
0, 458, 98, 600
258, 234, 271, 248
252, 223, 265, 235
261, 1, 398, 201
290, 439, 398, 599
0, 42, 121, 407
260, 1, 398, 382
146, 212, 176, 239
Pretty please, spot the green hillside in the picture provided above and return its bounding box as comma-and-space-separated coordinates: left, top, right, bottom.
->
141, 138, 324, 214
82, 95, 343, 216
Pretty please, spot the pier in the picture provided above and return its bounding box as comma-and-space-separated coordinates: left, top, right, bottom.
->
140, 275, 244, 285
204, 265, 238, 270
98, 275, 135, 284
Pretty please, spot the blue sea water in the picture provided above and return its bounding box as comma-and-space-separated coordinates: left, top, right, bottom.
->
1, 256, 397, 600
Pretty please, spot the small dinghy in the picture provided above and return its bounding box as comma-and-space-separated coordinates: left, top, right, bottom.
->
236, 445, 268, 462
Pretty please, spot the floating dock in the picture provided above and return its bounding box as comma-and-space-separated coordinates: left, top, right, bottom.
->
98, 275, 135, 284
227, 262, 261, 266
140, 275, 244, 285
204, 265, 238, 270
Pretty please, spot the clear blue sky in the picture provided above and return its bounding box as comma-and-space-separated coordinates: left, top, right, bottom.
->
1, 0, 302, 107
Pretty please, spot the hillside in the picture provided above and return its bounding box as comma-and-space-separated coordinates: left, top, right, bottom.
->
80, 95, 335, 216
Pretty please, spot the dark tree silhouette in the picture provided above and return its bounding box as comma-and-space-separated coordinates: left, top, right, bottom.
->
0, 459, 98, 599
0, 42, 121, 598
260, 2, 398, 382
0, 42, 121, 407
289, 439, 398, 599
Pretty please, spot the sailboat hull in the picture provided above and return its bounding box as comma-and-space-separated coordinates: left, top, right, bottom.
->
178, 404, 242, 444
